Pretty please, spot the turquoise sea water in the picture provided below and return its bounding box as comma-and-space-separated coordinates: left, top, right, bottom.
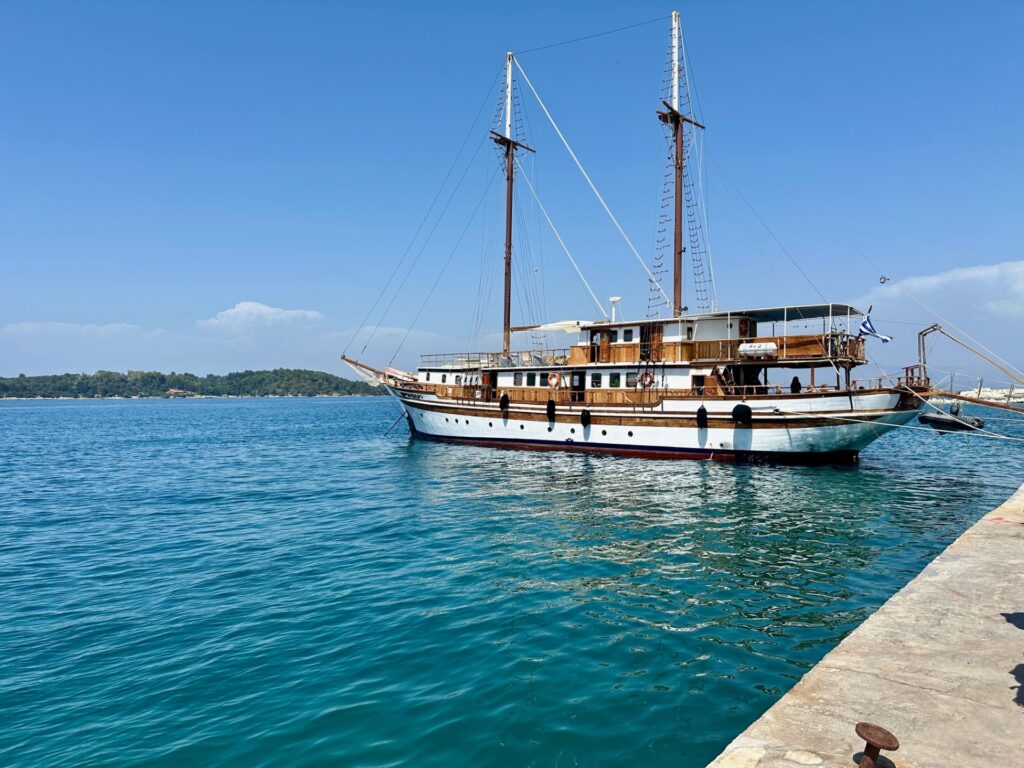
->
2, 397, 1022, 767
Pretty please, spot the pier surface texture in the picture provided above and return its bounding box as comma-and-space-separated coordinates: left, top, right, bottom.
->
708, 482, 1024, 768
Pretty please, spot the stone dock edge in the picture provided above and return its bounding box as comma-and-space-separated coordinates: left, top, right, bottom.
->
707, 482, 1024, 768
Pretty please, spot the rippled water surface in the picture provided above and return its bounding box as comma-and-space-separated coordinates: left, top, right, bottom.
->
2, 397, 1022, 766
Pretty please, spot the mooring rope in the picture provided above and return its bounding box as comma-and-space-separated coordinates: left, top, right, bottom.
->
860, 348, 1023, 442
773, 406, 1024, 443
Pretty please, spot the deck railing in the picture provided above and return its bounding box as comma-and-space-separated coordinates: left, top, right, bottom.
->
419, 333, 866, 370
853, 367, 931, 391
412, 379, 895, 408
419, 349, 571, 370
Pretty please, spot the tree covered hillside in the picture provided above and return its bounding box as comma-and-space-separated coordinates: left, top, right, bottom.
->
0, 369, 384, 398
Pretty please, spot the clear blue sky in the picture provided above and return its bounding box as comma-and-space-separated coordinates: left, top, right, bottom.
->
1, 1, 1021, 378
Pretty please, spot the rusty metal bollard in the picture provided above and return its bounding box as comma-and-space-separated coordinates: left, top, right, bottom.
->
856, 722, 900, 767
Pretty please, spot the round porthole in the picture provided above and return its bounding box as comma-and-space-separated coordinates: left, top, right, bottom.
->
547, 427, 553, 432
465, 419, 469, 424
570, 428, 575, 434
601, 430, 607, 436
489, 422, 493, 427
519, 424, 524, 430
445, 418, 449, 422
628, 430, 634, 437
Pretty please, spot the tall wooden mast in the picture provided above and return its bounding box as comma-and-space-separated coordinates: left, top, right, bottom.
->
658, 11, 704, 318
491, 52, 533, 356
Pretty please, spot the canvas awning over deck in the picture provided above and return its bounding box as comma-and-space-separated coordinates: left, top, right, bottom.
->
573, 303, 863, 329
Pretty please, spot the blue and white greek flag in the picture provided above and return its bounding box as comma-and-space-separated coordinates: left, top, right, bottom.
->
858, 314, 892, 343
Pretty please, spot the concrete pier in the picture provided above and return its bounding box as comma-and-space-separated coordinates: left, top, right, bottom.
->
708, 483, 1024, 768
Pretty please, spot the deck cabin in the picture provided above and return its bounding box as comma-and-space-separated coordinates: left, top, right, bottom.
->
409, 304, 919, 406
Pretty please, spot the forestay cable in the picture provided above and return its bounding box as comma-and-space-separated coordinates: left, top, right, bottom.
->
344, 65, 503, 357
708, 153, 826, 302
389, 167, 502, 367
514, 58, 673, 308
514, 15, 669, 55
514, 158, 608, 319
360, 135, 488, 357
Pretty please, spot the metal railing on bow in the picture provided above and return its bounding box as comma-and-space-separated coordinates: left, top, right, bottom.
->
419, 349, 571, 369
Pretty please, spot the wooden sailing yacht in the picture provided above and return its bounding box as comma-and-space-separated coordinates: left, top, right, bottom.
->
344, 12, 933, 463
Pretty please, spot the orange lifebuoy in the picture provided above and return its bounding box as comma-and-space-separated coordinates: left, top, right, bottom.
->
547, 373, 561, 389
639, 371, 655, 388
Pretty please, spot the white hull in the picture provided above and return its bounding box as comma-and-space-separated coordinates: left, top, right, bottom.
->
388, 387, 918, 462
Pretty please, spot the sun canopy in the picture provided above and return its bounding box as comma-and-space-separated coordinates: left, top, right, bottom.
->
578, 303, 863, 328
530, 320, 590, 333
696, 304, 864, 323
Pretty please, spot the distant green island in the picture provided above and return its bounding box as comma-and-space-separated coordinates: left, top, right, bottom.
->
0, 369, 385, 399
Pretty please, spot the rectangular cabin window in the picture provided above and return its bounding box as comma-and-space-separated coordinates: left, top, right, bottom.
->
611, 330, 618, 343
591, 373, 602, 388
426, 372, 431, 382
455, 375, 462, 386
441, 374, 447, 384
538, 373, 547, 386
526, 372, 536, 387
692, 375, 705, 395
623, 328, 634, 343
609, 372, 621, 388
626, 372, 638, 388
514, 372, 523, 386
686, 327, 694, 341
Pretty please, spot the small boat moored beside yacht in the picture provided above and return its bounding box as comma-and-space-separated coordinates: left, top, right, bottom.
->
918, 402, 985, 433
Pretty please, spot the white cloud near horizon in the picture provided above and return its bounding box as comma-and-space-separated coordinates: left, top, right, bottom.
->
10, 263, 1015, 379
0, 305, 451, 376
197, 301, 324, 333
849, 259, 1024, 380
856, 260, 1024, 319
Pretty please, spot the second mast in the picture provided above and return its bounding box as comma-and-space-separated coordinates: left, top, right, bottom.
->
491, 52, 533, 356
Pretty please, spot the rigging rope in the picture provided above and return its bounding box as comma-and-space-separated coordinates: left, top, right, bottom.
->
671, 19, 716, 313
514, 158, 609, 319
389, 167, 502, 367
466, 174, 504, 351
861, 346, 1023, 442
514, 15, 669, 55
360, 134, 489, 357
514, 58, 673, 308
344, 65, 503, 357
866, 259, 1024, 382
774, 407, 1024, 443
708, 153, 827, 302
